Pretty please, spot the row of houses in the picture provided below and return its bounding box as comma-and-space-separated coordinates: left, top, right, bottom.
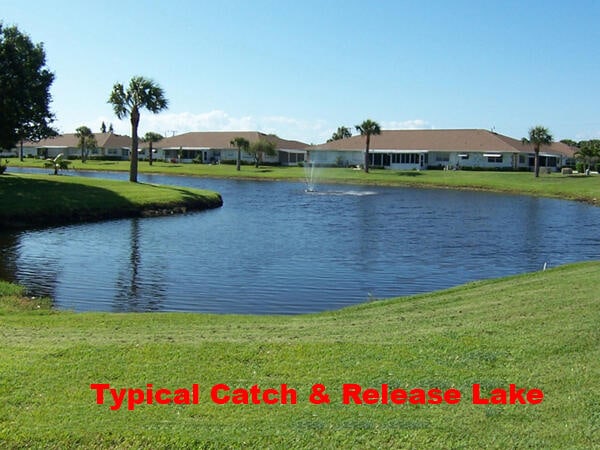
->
3, 129, 576, 171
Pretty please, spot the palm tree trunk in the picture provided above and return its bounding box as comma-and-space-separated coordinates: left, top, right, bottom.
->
19, 140, 24, 162
149, 141, 153, 166
237, 149, 241, 171
364, 134, 371, 173
534, 148, 540, 178
130, 108, 140, 183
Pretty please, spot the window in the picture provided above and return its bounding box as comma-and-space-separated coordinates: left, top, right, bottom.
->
459, 153, 469, 160
487, 156, 503, 163
436, 154, 449, 162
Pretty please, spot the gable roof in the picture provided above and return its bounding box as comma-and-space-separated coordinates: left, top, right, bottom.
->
23, 133, 131, 149
156, 131, 308, 150
312, 129, 576, 156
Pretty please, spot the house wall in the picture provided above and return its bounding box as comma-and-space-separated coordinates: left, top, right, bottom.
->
309, 149, 564, 171
309, 150, 363, 167
428, 151, 512, 169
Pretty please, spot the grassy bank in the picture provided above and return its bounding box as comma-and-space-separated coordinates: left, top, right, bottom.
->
0, 173, 223, 228
1, 262, 598, 448
6, 157, 600, 205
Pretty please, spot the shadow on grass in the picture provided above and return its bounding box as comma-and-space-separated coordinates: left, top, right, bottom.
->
394, 171, 424, 177
0, 175, 221, 229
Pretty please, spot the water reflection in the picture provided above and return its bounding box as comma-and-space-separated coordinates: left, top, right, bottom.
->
0, 233, 19, 281
113, 218, 167, 312
2, 168, 600, 314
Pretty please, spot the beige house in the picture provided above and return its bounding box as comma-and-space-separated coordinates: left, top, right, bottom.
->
309, 129, 576, 171
17, 133, 131, 160
155, 131, 308, 165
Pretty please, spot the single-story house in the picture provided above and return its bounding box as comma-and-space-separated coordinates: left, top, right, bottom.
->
154, 131, 308, 165
15, 133, 131, 160
308, 129, 576, 171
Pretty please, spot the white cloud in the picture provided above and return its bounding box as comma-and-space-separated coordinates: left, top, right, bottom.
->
61, 111, 434, 145
382, 119, 434, 130
85, 110, 330, 144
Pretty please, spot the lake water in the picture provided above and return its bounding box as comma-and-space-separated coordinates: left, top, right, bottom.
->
2, 168, 600, 314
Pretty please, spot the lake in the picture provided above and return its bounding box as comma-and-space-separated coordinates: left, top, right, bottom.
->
2, 168, 599, 314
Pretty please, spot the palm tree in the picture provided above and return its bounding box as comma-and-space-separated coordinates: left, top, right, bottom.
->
355, 119, 381, 173
522, 126, 553, 177
75, 126, 96, 163
230, 137, 250, 171
142, 131, 163, 166
44, 153, 70, 175
108, 76, 168, 182
327, 126, 352, 142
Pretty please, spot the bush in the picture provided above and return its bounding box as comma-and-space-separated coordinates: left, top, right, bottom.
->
0, 164, 7, 174
575, 162, 584, 173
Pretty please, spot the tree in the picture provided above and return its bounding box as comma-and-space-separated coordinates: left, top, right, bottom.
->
0, 24, 57, 153
355, 119, 381, 173
44, 153, 70, 175
75, 126, 96, 163
108, 76, 168, 182
100, 121, 107, 133
248, 139, 277, 168
230, 137, 250, 171
142, 131, 163, 166
108, 123, 114, 133
522, 126, 553, 177
560, 139, 578, 148
575, 140, 600, 174
327, 126, 352, 142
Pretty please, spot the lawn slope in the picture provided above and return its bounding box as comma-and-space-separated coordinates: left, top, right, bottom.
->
0, 262, 598, 448
0, 173, 223, 228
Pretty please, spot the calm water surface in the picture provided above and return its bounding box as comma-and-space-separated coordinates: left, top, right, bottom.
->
2, 168, 599, 313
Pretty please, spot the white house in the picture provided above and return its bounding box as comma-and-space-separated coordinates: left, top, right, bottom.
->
15, 133, 131, 160
155, 131, 308, 165
308, 129, 576, 171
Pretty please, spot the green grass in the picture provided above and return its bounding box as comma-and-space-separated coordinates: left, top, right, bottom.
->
0, 173, 222, 228
1, 262, 599, 448
6, 157, 600, 205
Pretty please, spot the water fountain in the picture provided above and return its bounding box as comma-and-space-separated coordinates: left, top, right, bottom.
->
304, 160, 318, 192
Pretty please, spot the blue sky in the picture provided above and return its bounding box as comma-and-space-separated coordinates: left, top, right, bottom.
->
2, 0, 599, 143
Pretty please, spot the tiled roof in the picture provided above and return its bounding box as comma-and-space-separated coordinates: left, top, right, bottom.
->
157, 131, 308, 150
23, 133, 131, 149
312, 129, 575, 156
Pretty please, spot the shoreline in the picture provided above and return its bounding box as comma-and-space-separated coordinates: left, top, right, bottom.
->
5, 159, 600, 207
0, 173, 223, 230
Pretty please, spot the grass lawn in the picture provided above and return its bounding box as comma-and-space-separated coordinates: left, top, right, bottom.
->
1, 262, 599, 448
0, 173, 222, 228
5, 157, 600, 205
